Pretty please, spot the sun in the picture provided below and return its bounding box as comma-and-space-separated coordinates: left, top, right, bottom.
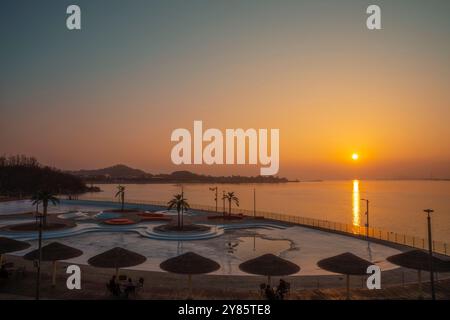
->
351, 153, 359, 161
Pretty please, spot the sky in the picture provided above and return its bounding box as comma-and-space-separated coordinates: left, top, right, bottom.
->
1, 0, 449, 179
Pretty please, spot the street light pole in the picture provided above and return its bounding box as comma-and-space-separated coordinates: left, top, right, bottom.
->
215, 188, 218, 213
253, 188, 256, 218
424, 208, 435, 300
361, 198, 369, 240
209, 187, 218, 213
222, 190, 226, 216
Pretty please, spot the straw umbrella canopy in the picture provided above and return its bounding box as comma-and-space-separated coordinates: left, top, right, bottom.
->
239, 253, 300, 284
24, 242, 83, 286
387, 250, 450, 298
0, 237, 30, 265
160, 252, 220, 297
88, 247, 146, 277
317, 252, 372, 299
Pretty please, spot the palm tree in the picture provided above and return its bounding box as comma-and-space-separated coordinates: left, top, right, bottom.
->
223, 192, 239, 216
168, 193, 190, 229
31, 190, 59, 227
30, 190, 59, 300
115, 185, 125, 211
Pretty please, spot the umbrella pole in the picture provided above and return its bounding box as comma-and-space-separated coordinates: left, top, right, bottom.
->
188, 274, 192, 299
346, 275, 350, 300
115, 267, 119, 278
52, 261, 57, 287
418, 270, 423, 299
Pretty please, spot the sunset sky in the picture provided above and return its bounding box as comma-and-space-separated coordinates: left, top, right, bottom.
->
1, 0, 449, 179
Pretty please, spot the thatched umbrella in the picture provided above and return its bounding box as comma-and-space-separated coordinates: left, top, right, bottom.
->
160, 252, 220, 297
24, 242, 83, 286
387, 250, 450, 297
0, 237, 31, 265
239, 253, 300, 285
317, 252, 372, 299
88, 247, 146, 277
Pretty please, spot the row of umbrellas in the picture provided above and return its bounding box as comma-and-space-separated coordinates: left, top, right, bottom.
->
1, 236, 450, 298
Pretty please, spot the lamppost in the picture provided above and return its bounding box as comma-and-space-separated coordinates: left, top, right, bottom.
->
423, 208, 435, 300
35, 211, 44, 300
209, 187, 218, 213
360, 198, 371, 259
253, 188, 256, 218
360, 198, 369, 241
222, 190, 226, 215
361, 199, 369, 241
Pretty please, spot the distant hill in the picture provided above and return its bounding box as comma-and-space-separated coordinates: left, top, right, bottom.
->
69, 165, 290, 184
69, 164, 151, 179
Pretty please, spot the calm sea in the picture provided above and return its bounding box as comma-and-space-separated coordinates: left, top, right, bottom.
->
82, 180, 450, 243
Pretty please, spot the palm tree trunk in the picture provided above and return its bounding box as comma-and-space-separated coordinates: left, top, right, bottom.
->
181, 206, 184, 229
177, 209, 181, 229
36, 214, 43, 300
121, 194, 124, 211
43, 202, 48, 227
228, 200, 232, 216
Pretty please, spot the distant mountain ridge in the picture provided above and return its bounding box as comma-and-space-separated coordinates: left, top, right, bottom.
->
70, 164, 150, 179
68, 165, 291, 183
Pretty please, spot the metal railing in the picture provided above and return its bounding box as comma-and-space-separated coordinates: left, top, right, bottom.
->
76, 196, 449, 256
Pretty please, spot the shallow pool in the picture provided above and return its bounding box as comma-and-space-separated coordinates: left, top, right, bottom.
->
225, 237, 292, 260
94, 212, 122, 220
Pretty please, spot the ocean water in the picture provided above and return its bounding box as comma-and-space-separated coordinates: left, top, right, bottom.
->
82, 180, 450, 243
